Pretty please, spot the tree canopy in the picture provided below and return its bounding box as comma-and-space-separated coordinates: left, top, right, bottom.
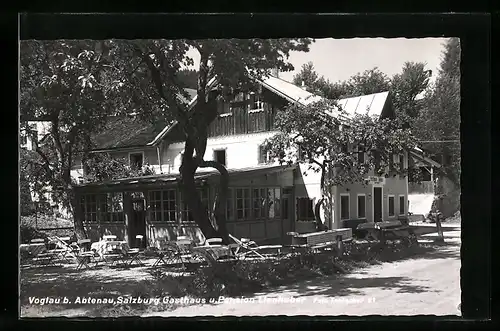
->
414, 38, 460, 186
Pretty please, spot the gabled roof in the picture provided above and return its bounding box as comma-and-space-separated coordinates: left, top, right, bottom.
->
336, 91, 390, 118
409, 148, 442, 168
90, 87, 201, 151
258, 75, 322, 106
91, 116, 172, 151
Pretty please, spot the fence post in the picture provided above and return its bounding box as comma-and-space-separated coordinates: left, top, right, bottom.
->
435, 212, 444, 243
336, 235, 344, 257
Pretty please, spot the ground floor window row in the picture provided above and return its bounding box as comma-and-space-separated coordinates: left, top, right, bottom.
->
80, 186, 283, 224
339, 193, 407, 220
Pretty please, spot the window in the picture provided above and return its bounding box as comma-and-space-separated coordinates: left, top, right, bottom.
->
214, 149, 227, 166
148, 190, 177, 223
148, 191, 163, 222
388, 195, 395, 217
129, 152, 144, 170
357, 194, 366, 219
97, 193, 124, 222
80, 194, 98, 223
296, 197, 314, 221
357, 145, 365, 164
163, 190, 178, 222
399, 195, 405, 215
249, 92, 264, 111
258, 145, 270, 164
109, 193, 124, 222
235, 188, 251, 220
226, 188, 235, 221
252, 188, 267, 219
399, 154, 405, 178
340, 194, 350, 220
270, 188, 281, 218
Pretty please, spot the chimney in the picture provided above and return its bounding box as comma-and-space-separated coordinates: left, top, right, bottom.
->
301, 80, 306, 90
271, 67, 279, 78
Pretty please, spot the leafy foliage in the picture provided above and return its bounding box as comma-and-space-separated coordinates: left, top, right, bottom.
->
20, 40, 129, 235
293, 62, 431, 126
82, 153, 155, 183
263, 99, 418, 187
414, 38, 460, 186
293, 63, 391, 100
390, 62, 432, 126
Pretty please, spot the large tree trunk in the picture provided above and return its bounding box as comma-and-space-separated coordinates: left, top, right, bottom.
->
313, 165, 327, 231
200, 160, 230, 244
180, 138, 220, 240
66, 187, 87, 240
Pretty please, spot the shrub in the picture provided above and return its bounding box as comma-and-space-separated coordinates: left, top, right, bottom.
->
144, 239, 428, 300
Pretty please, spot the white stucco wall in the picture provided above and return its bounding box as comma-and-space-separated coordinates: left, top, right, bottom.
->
164, 131, 280, 174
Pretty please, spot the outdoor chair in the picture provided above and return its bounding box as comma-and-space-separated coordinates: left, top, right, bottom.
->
124, 235, 145, 267
151, 238, 176, 268
167, 237, 195, 269
192, 238, 238, 265
74, 239, 100, 270
46, 236, 76, 264
228, 234, 283, 260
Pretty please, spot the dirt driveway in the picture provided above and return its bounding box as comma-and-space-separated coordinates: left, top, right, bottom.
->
145, 230, 461, 317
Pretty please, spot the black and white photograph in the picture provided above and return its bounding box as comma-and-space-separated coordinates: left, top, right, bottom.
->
19, 20, 465, 318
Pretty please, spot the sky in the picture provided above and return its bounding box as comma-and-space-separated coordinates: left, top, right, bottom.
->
186, 37, 449, 85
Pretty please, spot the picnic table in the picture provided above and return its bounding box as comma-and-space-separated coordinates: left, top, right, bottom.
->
356, 220, 416, 245
284, 228, 353, 257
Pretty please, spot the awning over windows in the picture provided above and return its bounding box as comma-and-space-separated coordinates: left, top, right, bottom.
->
73, 164, 297, 192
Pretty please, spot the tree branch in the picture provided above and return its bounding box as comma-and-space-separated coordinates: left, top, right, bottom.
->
132, 45, 188, 126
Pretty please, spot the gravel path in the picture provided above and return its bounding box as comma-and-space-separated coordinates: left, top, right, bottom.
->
145, 230, 461, 317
